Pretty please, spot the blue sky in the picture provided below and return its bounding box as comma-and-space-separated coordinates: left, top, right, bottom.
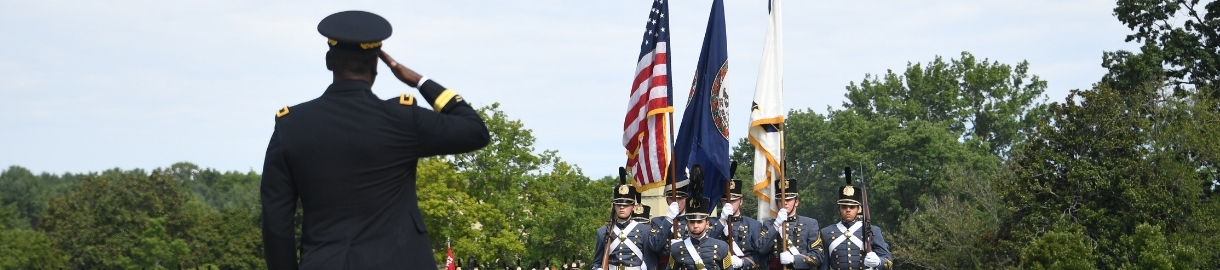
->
1, 0, 1139, 178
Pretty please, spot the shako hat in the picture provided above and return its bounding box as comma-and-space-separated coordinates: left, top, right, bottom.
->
631, 205, 651, 223
722, 179, 743, 200
838, 167, 862, 206
614, 167, 640, 205
776, 178, 798, 200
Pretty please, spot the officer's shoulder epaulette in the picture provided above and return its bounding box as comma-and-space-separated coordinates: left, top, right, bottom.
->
398, 93, 416, 106
275, 105, 290, 118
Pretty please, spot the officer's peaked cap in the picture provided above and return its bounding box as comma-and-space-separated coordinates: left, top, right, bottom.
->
318, 11, 392, 51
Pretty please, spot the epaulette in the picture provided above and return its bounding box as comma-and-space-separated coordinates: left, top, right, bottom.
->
399, 93, 416, 106
275, 106, 290, 118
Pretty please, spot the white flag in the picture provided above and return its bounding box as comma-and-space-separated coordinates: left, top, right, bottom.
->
751, 0, 785, 221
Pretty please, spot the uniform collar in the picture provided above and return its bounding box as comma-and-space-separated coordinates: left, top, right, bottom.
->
690, 233, 708, 244
325, 80, 373, 94
615, 220, 630, 229
841, 220, 858, 227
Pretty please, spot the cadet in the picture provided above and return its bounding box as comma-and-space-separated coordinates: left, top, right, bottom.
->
758, 178, 825, 270
819, 175, 893, 270
664, 168, 731, 270
593, 171, 660, 270
709, 179, 764, 269
260, 10, 490, 269
651, 176, 690, 269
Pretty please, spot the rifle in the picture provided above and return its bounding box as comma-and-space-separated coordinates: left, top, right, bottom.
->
601, 167, 629, 270
851, 166, 875, 268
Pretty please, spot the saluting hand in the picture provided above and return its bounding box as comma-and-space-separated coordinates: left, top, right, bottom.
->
379, 51, 423, 87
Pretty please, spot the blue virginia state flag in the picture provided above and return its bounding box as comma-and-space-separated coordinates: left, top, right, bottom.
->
674, 0, 730, 208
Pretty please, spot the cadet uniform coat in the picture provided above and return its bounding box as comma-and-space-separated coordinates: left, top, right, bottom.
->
818, 220, 892, 270
709, 216, 764, 270
651, 216, 690, 270
667, 234, 730, 270
261, 79, 489, 269
593, 221, 661, 269
759, 216, 825, 270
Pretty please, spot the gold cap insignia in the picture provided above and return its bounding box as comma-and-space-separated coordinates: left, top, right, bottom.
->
843, 186, 855, 196
729, 181, 736, 190
779, 180, 789, 190
618, 185, 629, 195
634, 206, 644, 214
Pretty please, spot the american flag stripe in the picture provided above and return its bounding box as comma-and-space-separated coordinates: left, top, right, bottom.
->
624, 0, 671, 191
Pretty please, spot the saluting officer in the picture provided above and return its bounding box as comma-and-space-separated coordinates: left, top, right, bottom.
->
758, 178, 825, 270
819, 178, 893, 270
651, 175, 691, 270
593, 172, 661, 270
260, 10, 490, 269
665, 167, 731, 270
708, 179, 764, 269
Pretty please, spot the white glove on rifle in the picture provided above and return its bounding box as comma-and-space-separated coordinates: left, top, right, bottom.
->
729, 256, 743, 268
720, 203, 733, 236
864, 252, 881, 267
779, 251, 794, 264
665, 202, 680, 223
773, 208, 789, 230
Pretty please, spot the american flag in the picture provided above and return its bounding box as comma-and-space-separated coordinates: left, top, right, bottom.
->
623, 0, 672, 191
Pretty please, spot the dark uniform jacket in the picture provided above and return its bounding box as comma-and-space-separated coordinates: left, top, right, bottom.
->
667, 234, 730, 270
651, 216, 690, 270
818, 220, 892, 270
709, 215, 764, 270
593, 221, 662, 269
261, 79, 489, 269
759, 216, 825, 270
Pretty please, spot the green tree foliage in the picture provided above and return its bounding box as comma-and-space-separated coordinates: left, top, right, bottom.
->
843, 51, 1049, 157
0, 228, 69, 269
118, 217, 191, 269
170, 162, 262, 213
1019, 222, 1094, 270
38, 167, 264, 269
1113, 0, 1220, 96
998, 82, 1220, 267
0, 166, 85, 229
417, 103, 610, 266
892, 164, 1009, 269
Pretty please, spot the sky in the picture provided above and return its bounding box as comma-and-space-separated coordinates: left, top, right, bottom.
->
1, 0, 1141, 178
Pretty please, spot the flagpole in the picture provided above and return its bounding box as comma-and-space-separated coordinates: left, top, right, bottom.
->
668, 110, 678, 240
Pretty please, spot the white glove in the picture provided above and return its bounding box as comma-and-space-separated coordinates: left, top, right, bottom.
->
864, 252, 881, 267
666, 202, 680, 223
787, 247, 800, 255
779, 251, 794, 264
773, 208, 789, 230
721, 203, 734, 218
729, 256, 743, 268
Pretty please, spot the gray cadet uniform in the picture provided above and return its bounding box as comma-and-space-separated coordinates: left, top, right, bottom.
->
758, 178, 825, 270
594, 172, 662, 270
665, 177, 729, 270
819, 177, 892, 270
651, 183, 690, 270
708, 179, 765, 270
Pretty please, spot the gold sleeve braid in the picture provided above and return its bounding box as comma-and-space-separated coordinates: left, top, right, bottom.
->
433, 89, 459, 111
